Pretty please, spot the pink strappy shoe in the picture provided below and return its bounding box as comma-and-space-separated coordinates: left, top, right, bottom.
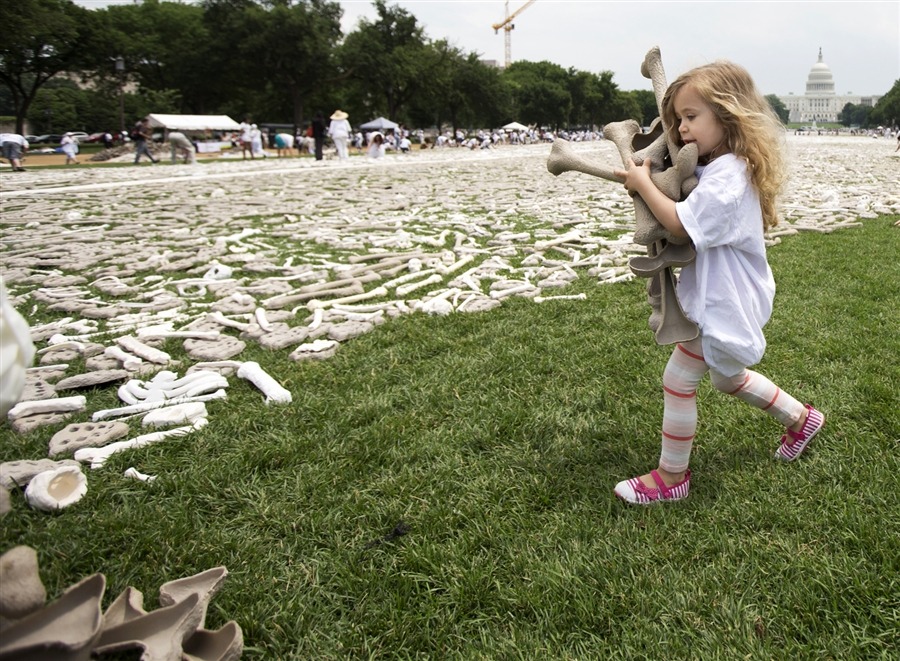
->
614, 469, 691, 504
775, 404, 825, 461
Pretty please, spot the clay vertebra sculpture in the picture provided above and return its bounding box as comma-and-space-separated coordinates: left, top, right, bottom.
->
24, 465, 88, 511
0, 547, 243, 661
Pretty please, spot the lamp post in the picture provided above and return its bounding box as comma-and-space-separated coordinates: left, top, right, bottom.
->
115, 56, 126, 137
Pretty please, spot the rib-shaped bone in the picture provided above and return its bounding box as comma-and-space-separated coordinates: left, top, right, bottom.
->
75, 420, 207, 469
307, 286, 388, 311
236, 361, 292, 405
92, 390, 227, 421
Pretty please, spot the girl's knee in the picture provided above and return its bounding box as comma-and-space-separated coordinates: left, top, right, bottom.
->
710, 370, 747, 394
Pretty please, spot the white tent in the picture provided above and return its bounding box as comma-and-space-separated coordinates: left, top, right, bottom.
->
359, 117, 399, 131
502, 121, 529, 131
146, 114, 241, 132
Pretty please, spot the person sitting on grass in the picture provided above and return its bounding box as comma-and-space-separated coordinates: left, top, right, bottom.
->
612, 59, 825, 504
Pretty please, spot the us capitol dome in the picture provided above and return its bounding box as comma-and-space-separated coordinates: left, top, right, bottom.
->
778, 48, 881, 123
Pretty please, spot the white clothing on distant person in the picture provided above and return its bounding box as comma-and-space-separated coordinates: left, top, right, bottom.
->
168, 131, 196, 164
328, 111, 352, 160
60, 133, 79, 163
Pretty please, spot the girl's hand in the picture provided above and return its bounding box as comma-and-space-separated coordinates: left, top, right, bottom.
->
614, 158, 653, 195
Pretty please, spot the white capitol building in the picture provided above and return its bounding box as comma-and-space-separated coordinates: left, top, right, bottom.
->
778, 49, 881, 123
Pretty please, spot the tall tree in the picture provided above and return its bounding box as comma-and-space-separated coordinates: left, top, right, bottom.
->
339, 0, 438, 121
0, 0, 93, 133
242, 0, 343, 127
502, 61, 571, 129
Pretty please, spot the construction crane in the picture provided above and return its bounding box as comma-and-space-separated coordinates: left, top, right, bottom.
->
492, 0, 537, 68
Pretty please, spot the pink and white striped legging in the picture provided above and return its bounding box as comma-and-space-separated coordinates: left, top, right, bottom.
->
659, 337, 806, 473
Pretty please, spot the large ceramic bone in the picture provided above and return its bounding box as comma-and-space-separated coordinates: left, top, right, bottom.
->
548, 46, 700, 345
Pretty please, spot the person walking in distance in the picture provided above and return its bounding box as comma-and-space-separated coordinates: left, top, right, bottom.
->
327, 110, 351, 160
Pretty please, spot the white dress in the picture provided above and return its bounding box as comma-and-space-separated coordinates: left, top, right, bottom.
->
674, 154, 775, 376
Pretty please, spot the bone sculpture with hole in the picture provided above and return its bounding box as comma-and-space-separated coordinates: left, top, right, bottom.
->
548, 46, 700, 345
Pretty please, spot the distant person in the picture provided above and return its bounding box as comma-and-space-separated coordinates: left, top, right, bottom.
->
131, 117, 159, 164
239, 118, 253, 159
103, 131, 114, 149
168, 131, 196, 164
366, 132, 385, 160
312, 112, 326, 161
274, 132, 294, 157
398, 135, 411, 153
60, 132, 79, 165
1, 132, 29, 171
250, 124, 266, 158
612, 60, 825, 505
327, 109, 351, 160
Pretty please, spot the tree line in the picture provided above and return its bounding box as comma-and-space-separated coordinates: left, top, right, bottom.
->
2, 0, 897, 137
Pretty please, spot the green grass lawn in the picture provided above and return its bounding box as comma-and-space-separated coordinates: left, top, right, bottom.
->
2, 218, 898, 659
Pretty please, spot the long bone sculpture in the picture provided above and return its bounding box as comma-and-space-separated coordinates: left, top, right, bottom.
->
547, 46, 700, 345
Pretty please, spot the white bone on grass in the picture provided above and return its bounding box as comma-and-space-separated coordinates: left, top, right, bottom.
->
237, 361, 292, 405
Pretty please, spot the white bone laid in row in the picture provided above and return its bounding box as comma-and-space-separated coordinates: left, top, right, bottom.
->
436, 254, 475, 275
533, 230, 583, 251
36, 341, 85, 355
490, 283, 539, 300
254, 308, 272, 331
116, 336, 171, 364
307, 307, 325, 330
142, 402, 208, 427
92, 389, 228, 421
136, 324, 220, 340
8, 395, 87, 421
534, 293, 588, 303
396, 274, 444, 297
75, 419, 208, 469
237, 361, 292, 405
307, 286, 388, 311
206, 311, 251, 331
381, 268, 438, 290
328, 309, 384, 323
105, 345, 143, 371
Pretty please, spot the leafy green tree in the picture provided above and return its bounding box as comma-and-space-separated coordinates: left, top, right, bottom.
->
0, 0, 94, 133
765, 94, 789, 124
839, 102, 872, 128
502, 61, 571, 129
339, 0, 439, 122
568, 70, 621, 129
628, 89, 659, 127
869, 79, 900, 129
410, 45, 507, 133
241, 0, 344, 127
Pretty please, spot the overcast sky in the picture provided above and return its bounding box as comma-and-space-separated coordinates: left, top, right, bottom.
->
75, 0, 899, 96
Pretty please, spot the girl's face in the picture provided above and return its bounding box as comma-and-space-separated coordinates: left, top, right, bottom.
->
673, 85, 726, 159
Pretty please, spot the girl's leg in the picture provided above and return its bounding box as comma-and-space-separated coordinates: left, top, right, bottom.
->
708, 369, 806, 428
709, 368, 825, 461
613, 339, 707, 504
658, 338, 708, 476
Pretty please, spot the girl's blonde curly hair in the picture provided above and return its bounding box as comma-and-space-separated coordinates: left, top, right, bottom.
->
661, 61, 786, 229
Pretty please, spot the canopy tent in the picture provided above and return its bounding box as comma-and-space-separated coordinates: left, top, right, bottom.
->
146, 114, 241, 132
359, 117, 399, 131
502, 121, 529, 131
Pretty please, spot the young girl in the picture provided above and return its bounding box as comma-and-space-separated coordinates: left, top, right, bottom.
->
612, 61, 825, 504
